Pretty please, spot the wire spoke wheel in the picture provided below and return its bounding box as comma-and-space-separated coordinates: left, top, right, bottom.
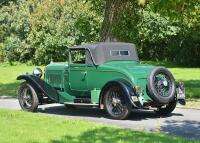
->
104, 85, 131, 120
147, 67, 176, 104
21, 87, 33, 108
18, 82, 39, 112
153, 72, 172, 97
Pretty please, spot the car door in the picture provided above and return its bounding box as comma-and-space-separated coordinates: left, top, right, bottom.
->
69, 49, 88, 91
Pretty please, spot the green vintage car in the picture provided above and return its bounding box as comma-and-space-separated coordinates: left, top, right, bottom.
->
17, 42, 185, 119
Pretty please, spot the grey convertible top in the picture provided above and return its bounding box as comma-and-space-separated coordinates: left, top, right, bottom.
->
70, 42, 139, 65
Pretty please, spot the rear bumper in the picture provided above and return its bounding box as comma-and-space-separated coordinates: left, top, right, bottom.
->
176, 82, 186, 105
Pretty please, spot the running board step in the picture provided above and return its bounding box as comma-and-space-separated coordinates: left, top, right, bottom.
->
64, 102, 98, 106
74, 98, 91, 103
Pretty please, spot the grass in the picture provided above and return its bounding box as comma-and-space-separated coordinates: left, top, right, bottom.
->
180, 99, 200, 109
0, 109, 199, 143
0, 63, 43, 97
169, 68, 200, 98
0, 62, 200, 99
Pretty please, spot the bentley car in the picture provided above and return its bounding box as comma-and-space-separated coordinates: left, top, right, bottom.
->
17, 42, 185, 119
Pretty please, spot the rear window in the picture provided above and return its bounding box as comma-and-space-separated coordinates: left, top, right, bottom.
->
120, 50, 129, 55
110, 50, 129, 56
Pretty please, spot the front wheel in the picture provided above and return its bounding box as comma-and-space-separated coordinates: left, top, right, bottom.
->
103, 85, 132, 120
155, 100, 177, 116
18, 82, 39, 112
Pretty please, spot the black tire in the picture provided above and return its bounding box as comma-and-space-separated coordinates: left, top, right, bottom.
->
103, 85, 132, 120
147, 67, 176, 104
18, 82, 39, 112
155, 100, 177, 116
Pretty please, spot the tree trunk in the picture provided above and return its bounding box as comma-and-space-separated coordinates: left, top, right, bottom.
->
100, 0, 124, 42
100, 0, 145, 42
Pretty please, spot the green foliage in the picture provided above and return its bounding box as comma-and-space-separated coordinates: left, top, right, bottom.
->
153, 0, 200, 66
0, 43, 5, 62
0, 0, 102, 65
0, 0, 199, 66
110, 1, 200, 66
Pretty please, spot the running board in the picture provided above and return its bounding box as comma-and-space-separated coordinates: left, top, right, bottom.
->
64, 102, 98, 106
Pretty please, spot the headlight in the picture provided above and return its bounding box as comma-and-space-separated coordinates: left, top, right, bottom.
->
32, 68, 43, 78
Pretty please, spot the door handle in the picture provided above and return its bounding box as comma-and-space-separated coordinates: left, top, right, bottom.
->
81, 71, 87, 75
81, 71, 87, 81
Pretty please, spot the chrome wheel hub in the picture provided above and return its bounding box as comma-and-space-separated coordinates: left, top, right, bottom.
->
112, 97, 121, 106
21, 88, 33, 108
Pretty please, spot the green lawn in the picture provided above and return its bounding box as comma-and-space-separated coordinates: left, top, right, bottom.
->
0, 109, 199, 143
0, 62, 200, 98
0, 63, 43, 97
169, 68, 200, 99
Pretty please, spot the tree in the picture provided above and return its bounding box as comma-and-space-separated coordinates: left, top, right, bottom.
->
0, 0, 102, 64
0, 0, 200, 66
99, 0, 145, 41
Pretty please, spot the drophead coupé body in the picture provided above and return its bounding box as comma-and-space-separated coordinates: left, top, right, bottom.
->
17, 42, 185, 119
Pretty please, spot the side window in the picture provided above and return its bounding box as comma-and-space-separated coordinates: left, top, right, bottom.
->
110, 50, 120, 56
70, 50, 86, 64
110, 50, 129, 56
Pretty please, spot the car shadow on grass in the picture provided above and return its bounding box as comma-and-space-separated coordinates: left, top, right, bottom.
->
49, 127, 192, 143
38, 105, 183, 121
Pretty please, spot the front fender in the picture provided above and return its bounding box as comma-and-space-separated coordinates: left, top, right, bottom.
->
100, 80, 142, 108
17, 74, 59, 102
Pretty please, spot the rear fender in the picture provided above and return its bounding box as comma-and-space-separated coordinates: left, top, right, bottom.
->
99, 80, 141, 108
17, 74, 59, 102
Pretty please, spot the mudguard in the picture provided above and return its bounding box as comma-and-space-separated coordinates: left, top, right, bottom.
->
100, 80, 141, 108
17, 74, 59, 102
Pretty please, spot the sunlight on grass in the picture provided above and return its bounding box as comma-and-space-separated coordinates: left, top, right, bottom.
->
0, 63, 42, 96
169, 68, 200, 98
0, 109, 199, 143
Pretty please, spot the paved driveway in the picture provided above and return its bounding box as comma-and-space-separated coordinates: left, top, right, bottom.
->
0, 98, 200, 140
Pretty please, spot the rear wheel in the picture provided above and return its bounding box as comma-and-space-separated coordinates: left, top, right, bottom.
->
18, 82, 39, 112
103, 85, 132, 120
155, 100, 177, 116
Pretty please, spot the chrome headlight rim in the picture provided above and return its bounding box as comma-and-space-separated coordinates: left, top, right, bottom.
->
32, 68, 43, 78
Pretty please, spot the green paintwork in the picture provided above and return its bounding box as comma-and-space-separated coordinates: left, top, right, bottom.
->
44, 60, 155, 104
91, 89, 101, 104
